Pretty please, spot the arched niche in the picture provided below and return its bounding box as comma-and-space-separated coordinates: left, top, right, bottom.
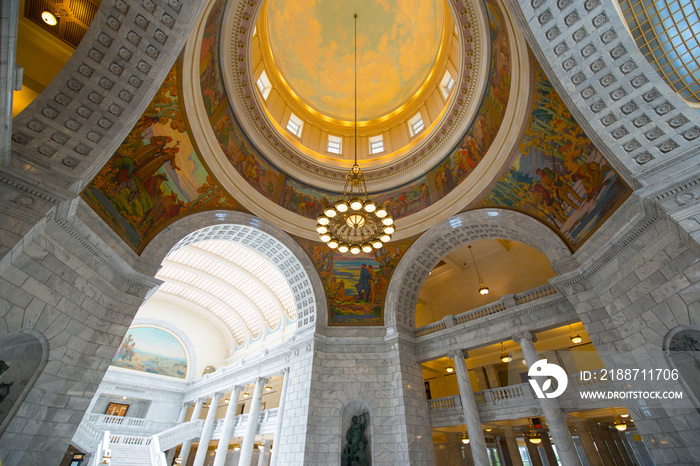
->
0, 330, 49, 437
137, 210, 328, 331
664, 325, 700, 408
385, 209, 572, 329
340, 400, 372, 465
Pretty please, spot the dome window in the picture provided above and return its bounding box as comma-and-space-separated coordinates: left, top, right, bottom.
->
369, 135, 384, 154
327, 135, 342, 154
286, 113, 304, 138
408, 113, 425, 137
256, 70, 272, 100
440, 71, 455, 99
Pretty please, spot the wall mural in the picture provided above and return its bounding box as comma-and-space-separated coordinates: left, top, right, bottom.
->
297, 236, 415, 326
81, 64, 241, 253
200, 0, 511, 222
475, 65, 631, 249
112, 327, 188, 379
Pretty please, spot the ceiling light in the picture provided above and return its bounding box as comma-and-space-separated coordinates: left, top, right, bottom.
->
265, 385, 272, 392
257, 444, 265, 450
468, 245, 489, 295
460, 434, 469, 444
224, 398, 230, 404
445, 364, 454, 374
614, 421, 627, 431
174, 455, 183, 465
233, 444, 240, 451
485, 428, 492, 432
620, 413, 629, 418
315, 14, 395, 251
528, 433, 542, 444
500, 343, 512, 363
41, 11, 58, 26
570, 334, 582, 344
243, 391, 250, 397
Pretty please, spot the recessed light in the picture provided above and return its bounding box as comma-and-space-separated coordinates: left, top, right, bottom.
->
41, 11, 58, 26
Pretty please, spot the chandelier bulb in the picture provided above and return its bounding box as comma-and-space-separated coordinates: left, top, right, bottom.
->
372, 240, 383, 249
363, 200, 377, 212
379, 234, 391, 243
324, 206, 337, 217
338, 243, 350, 253
350, 244, 361, 255
317, 215, 330, 226
349, 198, 363, 211
316, 224, 329, 234
375, 208, 388, 218
320, 234, 331, 242
328, 239, 339, 249
383, 225, 395, 235
361, 243, 373, 253
335, 200, 350, 213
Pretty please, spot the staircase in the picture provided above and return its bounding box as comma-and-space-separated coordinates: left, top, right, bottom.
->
109, 444, 153, 466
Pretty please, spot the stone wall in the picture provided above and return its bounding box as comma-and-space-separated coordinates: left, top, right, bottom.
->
0, 218, 155, 465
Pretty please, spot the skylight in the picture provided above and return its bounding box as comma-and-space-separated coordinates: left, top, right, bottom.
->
256, 70, 272, 100
327, 134, 342, 154
369, 135, 384, 154
286, 113, 303, 138
408, 113, 425, 137
440, 71, 455, 99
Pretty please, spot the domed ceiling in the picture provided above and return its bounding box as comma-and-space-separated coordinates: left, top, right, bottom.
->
266, 0, 445, 122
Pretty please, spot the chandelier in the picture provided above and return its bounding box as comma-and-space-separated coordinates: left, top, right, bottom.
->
315, 14, 395, 254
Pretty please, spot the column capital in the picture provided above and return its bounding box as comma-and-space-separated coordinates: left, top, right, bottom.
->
512, 331, 537, 343
232, 384, 244, 392
280, 367, 290, 375
447, 349, 467, 360
256, 376, 269, 385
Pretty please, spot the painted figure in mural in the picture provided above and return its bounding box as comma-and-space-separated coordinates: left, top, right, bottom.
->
536, 167, 584, 209
571, 162, 611, 201
113, 136, 179, 204
138, 192, 185, 231
419, 183, 431, 206
117, 334, 136, 361
530, 184, 568, 224
343, 413, 369, 466
368, 265, 377, 303
357, 264, 371, 302
396, 192, 409, 217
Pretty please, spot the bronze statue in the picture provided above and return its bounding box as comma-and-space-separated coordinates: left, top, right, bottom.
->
343, 412, 369, 466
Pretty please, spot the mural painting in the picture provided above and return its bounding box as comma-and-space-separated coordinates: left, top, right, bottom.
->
203, 0, 511, 221
112, 327, 188, 379
299, 237, 415, 325
475, 65, 631, 249
81, 65, 240, 253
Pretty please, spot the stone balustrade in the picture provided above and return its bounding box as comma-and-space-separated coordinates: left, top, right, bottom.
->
414, 284, 559, 338
429, 369, 615, 426
85, 414, 177, 435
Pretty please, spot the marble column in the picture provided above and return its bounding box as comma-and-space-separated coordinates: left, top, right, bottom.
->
502, 426, 523, 466
257, 439, 271, 466
449, 349, 489, 466
573, 420, 602, 466
180, 398, 204, 466
586, 421, 615, 465
610, 428, 634, 465
540, 434, 559, 466
524, 438, 544, 466
239, 377, 267, 466
269, 368, 290, 466
600, 425, 625, 465
484, 365, 500, 389
1, 0, 19, 159
514, 332, 581, 466
167, 404, 191, 465
193, 393, 223, 466
213, 386, 242, 466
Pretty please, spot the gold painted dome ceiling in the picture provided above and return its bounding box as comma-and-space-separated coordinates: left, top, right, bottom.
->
183, 0, 531, 240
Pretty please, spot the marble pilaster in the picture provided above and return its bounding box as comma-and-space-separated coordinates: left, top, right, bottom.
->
502, 426, 523, 466
269, 368, 289, 466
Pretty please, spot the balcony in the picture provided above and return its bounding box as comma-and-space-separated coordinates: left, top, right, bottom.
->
428, 369, 617, 426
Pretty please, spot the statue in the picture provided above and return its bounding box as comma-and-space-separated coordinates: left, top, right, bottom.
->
342, 412, 369, 466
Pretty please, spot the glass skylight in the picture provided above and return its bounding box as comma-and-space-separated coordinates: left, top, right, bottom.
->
256, 69, 272, 100
440, 71, 455, 99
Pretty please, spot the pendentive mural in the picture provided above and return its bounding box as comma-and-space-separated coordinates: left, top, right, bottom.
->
476, 65, 631, 248
81, 65, 241, 253
112, 327, 188, 379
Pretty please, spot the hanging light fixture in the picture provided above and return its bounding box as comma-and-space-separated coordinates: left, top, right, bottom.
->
174, 455, 183, 465
569, 324, 582, 344
528, 432, 542, 444
460, 433, 470, 444
500, 343, 512, 363
445, 364, 455, 374
468, 245, 489, 295
316, 14, 394, 253
614, 420, 627, 431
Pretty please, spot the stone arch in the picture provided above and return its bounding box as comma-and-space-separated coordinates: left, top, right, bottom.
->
385, 209, 571, 328
663, 324, 700, 408
0, 329, 49, 437
138, 210, 328, 330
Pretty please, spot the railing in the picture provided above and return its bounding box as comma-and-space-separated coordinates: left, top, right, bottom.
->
149, 434, 167, 466
477, 384, 530, 406
414, 284, 559, 337
109, 433, 152, 446
428, 395, 460, 410
155, 419, 204, 451
85, 414, 176, 434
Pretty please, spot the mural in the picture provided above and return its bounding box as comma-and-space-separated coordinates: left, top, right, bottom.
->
81, 65, 240, 253
202, 0, 511, 222
476, 65, 631, 249
112, 327, 188, 379
299, 237, 415, 325
266, 0, 445, 121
